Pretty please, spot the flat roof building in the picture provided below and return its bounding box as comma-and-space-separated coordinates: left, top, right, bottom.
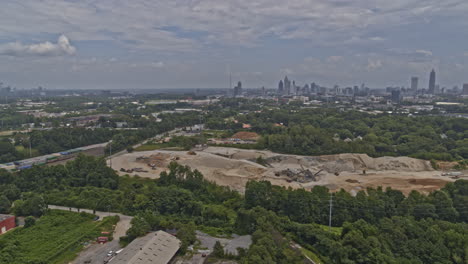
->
0, 214, 15, 234
110, 230, 180, 264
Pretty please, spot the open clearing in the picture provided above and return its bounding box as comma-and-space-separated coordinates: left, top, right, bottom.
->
110, 147, 464, 194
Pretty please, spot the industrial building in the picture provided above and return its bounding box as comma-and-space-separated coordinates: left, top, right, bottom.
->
110, 230, 180, 264
0, 214, 15, 234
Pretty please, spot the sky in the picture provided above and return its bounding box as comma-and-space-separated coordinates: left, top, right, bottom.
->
0, 0, 467, 90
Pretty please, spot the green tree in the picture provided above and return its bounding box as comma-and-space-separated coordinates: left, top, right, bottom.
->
0, 195, 11, 214
24, 216, 36, 228
213, 241, 225, 258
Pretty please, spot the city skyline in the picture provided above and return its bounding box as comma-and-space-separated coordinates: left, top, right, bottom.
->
0, 1, 468, 89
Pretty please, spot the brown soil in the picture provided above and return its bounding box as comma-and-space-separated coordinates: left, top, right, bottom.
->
436, 161, 459, 171
111, 147, 455, 194
408, 178, 449, 186
345, 179, 360, 183
230, 131, 260, 140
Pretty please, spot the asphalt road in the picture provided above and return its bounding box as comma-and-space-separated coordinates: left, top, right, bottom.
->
47, 205, 133, 264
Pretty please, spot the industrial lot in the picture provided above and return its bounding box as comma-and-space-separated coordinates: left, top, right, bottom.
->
112, 146, 465, 195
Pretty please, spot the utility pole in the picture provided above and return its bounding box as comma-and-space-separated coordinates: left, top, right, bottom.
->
329, 193, 333, 232
29, 136, 32, 157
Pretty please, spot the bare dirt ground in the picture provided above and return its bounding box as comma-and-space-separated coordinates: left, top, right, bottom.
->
110, 147, 464, 195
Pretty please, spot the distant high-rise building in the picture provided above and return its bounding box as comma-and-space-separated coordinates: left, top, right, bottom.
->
462, 83, 468, 95
284, 76, 291, 95
233, 81, 242, 97
391, 90, 401, 103
278, 80, 284, 94
303, 84, 310, 94
411, 77, 418, 92
428, 69, 436, 94
310, 83, 317, 94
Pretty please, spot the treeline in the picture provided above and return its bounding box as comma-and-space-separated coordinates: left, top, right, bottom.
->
215, 107, 468, 161
0, 138, 23, 163
244, 180, 468, 225
236, 207, 467, 263
0, 155, 118, 215
29, 128, 116, 154
106, 111, 202, 153
0, 111, 203, 163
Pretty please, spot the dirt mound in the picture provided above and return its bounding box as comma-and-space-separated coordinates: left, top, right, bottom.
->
345, 179, 360, 183
266, 153, 433, 173
436, 161, 459, 171
136, 153, 171, 167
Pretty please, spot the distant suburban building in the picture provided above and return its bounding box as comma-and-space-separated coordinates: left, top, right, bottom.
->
111, 231, 180, 264
0, 214, 15, 234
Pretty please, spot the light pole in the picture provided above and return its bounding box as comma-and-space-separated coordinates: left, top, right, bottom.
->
109, 140, 112, 169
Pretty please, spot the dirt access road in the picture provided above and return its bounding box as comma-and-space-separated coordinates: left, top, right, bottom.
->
47, 205, 133, 264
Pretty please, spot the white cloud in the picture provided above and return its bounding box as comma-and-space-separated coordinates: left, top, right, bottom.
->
0, 35, 76, 57
0, 0, 467, 51
366, 59, 383, 70
0, 0, 467, 89
326, 56, 343, 63
415, 49, 433, 56
151, 61, 165, 68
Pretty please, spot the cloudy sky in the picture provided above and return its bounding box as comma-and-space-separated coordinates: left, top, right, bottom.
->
0, 0, 467, 90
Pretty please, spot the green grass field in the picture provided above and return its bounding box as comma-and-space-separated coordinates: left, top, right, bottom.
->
316, 223, 343, 236
134, 143, 184, 152
0, 210, 118, 264
134, 143, 167, 151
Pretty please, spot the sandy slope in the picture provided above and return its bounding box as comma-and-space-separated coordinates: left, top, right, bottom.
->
110, 147, 460, 195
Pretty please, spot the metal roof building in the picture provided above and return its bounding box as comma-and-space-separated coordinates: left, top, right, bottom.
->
110, 230, 181, 264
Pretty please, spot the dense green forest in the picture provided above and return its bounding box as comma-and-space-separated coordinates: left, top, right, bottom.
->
0, 156, 466, 263
206, 105, 468, 161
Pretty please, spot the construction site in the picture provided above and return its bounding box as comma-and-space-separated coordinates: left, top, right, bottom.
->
110, 146, 467, 195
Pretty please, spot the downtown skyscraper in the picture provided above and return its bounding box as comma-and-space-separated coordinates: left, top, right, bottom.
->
428, 69, 436, 94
